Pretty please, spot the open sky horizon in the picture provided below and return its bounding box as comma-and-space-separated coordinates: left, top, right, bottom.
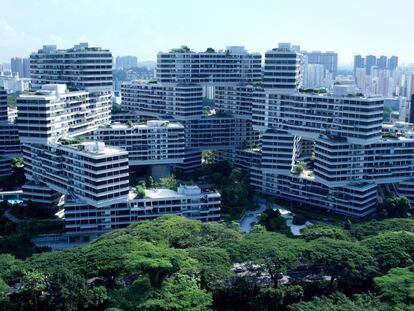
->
1, 0, 413, 66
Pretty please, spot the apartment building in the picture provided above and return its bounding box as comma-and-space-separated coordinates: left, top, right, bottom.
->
65, 185, 220, 240
17, 83, 220, 239
121, 81, 203, 119
263, 43, 303, 90
157, 46, 262, 85
30, 43, 113, 91
88, 120, 185, 166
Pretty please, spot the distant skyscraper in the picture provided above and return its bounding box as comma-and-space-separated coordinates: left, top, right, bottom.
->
303, 51, 338, 77
365, 55, 377, 74
353, 55, 365, 74
302, 64, 326, 88
0, 87, 7, 122
10, 57, 30, 78
115, 56, 138, 69
388, 56, 398, 71
377, 55, 388, 70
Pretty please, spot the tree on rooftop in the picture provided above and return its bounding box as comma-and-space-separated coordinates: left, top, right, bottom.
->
159, 174, 178, 190
292, 161, 306, 175
135, 185, 146, 198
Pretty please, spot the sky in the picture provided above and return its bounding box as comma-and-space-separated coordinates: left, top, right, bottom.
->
1, 0, 413, 66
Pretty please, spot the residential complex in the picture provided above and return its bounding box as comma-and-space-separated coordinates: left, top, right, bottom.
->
2, 40, 413, 240
14, 43, 221, 240
118, 43, 414, 219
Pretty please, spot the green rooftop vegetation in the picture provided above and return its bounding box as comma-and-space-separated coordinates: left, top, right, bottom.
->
346, 92, 364, 97
299, 88, 328, 94
292, 160, 307, 175
60, 138, 82, 145
382, 131, 399, 139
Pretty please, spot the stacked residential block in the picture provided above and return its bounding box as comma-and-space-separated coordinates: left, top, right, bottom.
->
10, 40, 414, 241
121, 46, 262, 173
17, 44, 221, 241
121, 42, 414, 219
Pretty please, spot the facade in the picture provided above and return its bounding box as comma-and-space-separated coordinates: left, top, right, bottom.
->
208, 45, 414, 218
121, 81, 203, 119
354, 55, 365, 74
388, 56, 398, 71
121, 80, 257, 172
263, 43, 303, 90
10, 57, 30, 78
303, 50, 338, 77
88, 120, 185, 166
365, 55, 377, 75
156, 46, 262, 85
115, 56, 138, 69
17, 84, 109, 143
302, 64, 328, 89
17, 83, 220, 239
248, 86, 414, 218
65, 185, 220, 240
30, 43, 113, 91
0, 87, 20, 177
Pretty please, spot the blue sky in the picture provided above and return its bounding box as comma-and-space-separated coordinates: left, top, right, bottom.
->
0, 0, 412, 65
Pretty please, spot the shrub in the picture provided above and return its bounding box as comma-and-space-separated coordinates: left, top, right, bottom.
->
292, 214, 306, 226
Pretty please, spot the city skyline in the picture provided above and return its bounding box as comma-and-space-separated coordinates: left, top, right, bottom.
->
1, 0, 413, 65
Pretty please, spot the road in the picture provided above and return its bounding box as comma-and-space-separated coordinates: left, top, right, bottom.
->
239, 203, 267, 233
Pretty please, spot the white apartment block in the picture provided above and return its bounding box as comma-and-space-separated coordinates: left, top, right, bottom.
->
156, 46, 262, 85
30, 43, 113, 91
17, 84, 110, 143
65, 185, 220, 240
16, 83, 220, 239
88, 120, 185, 166
121, 81, 203, 119
263, 43, 304, 90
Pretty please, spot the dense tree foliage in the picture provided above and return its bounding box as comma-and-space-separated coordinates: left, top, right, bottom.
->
187, 160, 255, 220
300, 224, 351, 241
258, 208, 290, 235
0, 215, 413, 310
378, 196, 411, 218
288, 292, 389, 311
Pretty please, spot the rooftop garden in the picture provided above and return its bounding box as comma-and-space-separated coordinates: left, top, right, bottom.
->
298, 88, 327, 94
346, 92, 364, 97
292, 160, 307, 175
382, 131, 399, 139
60, 138, 82, 145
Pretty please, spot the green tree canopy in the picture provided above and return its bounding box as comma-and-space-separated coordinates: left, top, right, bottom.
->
362, 231, 414, 274
305, 238, 377, 290
374, 267, 414, 306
